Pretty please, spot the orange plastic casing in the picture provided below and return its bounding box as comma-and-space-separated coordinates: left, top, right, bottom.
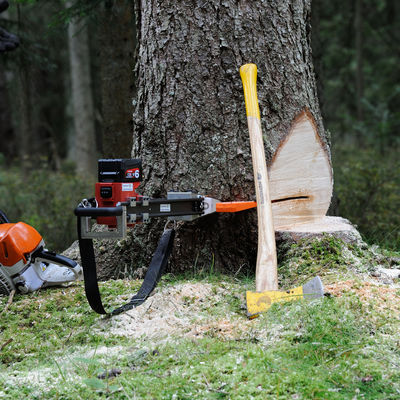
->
216, 201, 257, 213
0, 222, 42, 267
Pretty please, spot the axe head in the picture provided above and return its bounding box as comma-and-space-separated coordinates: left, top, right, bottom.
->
246, 276, 324, 318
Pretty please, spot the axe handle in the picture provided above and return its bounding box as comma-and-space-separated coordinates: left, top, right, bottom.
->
240, 64, 278, 292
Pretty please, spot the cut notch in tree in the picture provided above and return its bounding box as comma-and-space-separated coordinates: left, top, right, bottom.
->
215, 110, 334, 234
268, 110, 333, 230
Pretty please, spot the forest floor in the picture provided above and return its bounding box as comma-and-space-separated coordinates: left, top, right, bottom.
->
0, 237, 400, 399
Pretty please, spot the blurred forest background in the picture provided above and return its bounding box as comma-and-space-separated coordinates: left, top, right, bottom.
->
0, 0, 398, 252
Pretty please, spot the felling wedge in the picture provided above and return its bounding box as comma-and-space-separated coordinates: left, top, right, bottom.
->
239, 63, 325, 318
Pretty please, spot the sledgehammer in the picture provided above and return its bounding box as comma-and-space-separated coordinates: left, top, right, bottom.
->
239, 64, 324, 318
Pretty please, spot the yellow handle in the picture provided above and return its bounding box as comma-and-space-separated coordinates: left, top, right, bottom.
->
240, 63, 260, 120
246, 285, 304, 318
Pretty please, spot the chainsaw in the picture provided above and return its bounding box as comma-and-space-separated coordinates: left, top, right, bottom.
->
75, 158, 257, 315
0, 210, 82, 297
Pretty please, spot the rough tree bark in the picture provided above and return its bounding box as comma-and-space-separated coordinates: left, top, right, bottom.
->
96, 0, 334, 279
354, 0, 364, 123
0, 66, 14, 158
131, 0, 330, 272
67, 8, 97, 178
98, 0, 136, 158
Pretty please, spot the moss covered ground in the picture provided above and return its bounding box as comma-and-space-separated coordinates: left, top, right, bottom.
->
1, 238, 399, 399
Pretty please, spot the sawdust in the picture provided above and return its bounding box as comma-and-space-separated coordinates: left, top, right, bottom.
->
101, 277, 400, 342
325, 280, 400, 317
187, 318, 246, 340
104, 282, 250, 340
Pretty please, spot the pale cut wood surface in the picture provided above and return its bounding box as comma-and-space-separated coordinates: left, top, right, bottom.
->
247, 116, 278, 292
269, 111, 333, 230
275, 216, 363, 244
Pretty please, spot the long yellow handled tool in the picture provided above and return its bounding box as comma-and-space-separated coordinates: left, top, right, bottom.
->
240, 64, 324, 318
240, 64, 278, 293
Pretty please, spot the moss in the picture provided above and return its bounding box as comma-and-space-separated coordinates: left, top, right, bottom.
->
277, 235, 399, 289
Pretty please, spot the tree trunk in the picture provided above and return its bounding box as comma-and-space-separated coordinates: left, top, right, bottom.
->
67, 9, 97, 178
111, 0, 332, 277
14, 5, 31, 168
97, 0, 136, 158
354, 0, 364, 123
0, 65, 15, 159
311, 0, 325, 118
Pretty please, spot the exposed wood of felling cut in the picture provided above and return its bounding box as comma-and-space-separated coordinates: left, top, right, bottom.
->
268, 110, 333, 230
275, 216, 362, 245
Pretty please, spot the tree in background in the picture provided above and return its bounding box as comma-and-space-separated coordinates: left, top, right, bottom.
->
97, 0, 136, 158
0, 1, 70, 167
313, 0, 400, 149
0, 0, 18, 159
66, 2, 97, 178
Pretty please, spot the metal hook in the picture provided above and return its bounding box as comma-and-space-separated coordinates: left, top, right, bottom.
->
163, 219, 177, 232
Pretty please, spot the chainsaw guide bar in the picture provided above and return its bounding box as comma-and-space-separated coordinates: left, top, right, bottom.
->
76, 192, 219, 241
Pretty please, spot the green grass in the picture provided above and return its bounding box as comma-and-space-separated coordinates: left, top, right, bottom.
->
332, 144, 399, 251
0, 272, 399, 399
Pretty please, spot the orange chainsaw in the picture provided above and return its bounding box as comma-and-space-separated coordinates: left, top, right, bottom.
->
0, 211, 82, 296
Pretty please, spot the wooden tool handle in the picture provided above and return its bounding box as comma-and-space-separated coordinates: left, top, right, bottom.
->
240, 63, 278, 292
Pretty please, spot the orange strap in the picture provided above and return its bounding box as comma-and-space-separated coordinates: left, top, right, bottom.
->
215, 201, 257, 213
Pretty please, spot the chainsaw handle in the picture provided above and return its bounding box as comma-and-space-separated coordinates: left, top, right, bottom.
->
74, 206, 123, 217
35, 250, 78, 269
32, 248, 81, 280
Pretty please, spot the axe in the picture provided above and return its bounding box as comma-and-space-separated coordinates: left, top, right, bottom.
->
239, 64, 324, 318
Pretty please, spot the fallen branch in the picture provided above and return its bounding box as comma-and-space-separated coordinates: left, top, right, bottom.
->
1, 338, 13, 351
1, 289, 16, 314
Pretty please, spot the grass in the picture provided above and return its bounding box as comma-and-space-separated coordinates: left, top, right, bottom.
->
0, 254, 399, 400
332, 144, 400, 251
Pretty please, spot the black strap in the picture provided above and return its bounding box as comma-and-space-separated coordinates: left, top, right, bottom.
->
77, 216, 175, 315
112, 228, 175, 315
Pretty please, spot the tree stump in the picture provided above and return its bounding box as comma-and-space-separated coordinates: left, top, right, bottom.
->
275, 216, 362, 245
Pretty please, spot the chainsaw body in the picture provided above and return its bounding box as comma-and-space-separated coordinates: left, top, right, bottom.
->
0, 219, 82, 296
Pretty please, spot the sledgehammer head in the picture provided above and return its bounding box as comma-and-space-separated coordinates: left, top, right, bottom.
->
246, 276, 324, 318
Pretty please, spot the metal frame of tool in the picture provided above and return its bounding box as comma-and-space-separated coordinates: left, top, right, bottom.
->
75, 192, 220, 241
